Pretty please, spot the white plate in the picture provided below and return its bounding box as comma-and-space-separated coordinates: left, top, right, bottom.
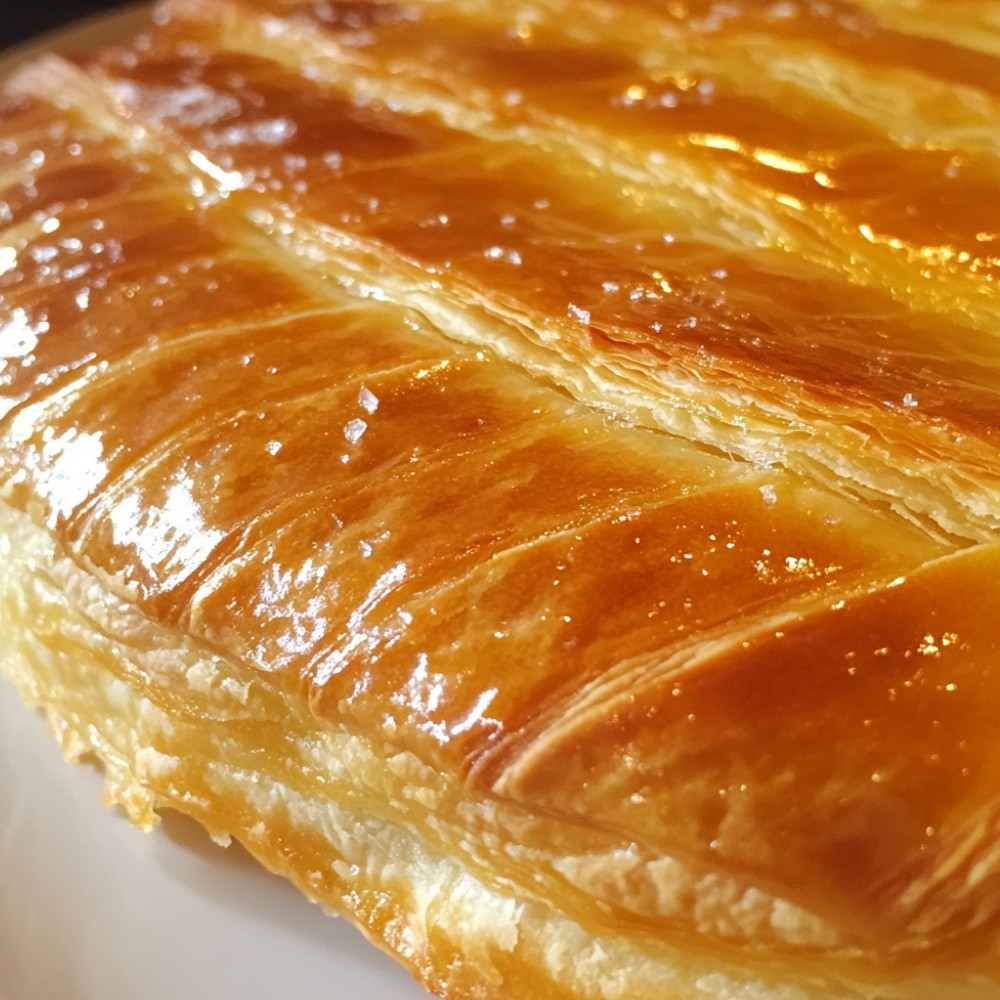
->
0, 680, 431, 1000
0, 9, 430, 1000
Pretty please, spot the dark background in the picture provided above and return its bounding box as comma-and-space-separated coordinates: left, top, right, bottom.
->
2, 0, 129, 52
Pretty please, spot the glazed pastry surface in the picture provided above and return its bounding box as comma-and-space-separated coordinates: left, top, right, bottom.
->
4, 2, 1000, 998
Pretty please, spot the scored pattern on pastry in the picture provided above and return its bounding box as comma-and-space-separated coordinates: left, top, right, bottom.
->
3, 2, 1000, 998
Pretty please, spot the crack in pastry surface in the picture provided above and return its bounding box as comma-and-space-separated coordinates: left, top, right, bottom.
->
15, 6, 1000, 537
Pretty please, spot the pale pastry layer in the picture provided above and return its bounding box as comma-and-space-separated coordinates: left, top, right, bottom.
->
4, 2, 1000, 998
1, 498, 992, 1000
0, 497, 841, 950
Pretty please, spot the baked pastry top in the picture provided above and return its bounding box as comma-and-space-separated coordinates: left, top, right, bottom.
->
3, 1, 1000, 998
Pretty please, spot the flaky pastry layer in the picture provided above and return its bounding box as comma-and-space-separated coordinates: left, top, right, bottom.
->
3, 499, 992, 1000
5, 0, 1000, 997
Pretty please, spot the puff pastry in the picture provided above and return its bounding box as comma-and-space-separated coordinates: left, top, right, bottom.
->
3, 0, 1000, 996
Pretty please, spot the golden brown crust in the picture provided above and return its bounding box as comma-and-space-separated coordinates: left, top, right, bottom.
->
4, 1, 1000, 997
